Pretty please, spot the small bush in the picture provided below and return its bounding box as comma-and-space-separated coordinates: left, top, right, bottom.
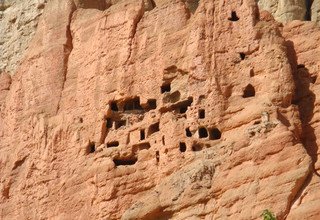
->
261, 209, 276, 220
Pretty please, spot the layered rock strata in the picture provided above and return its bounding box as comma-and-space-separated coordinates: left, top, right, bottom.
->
0, 0, 320, 219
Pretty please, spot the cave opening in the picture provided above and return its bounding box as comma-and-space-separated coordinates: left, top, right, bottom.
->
148, 122, 160, 136
106, 118, 113, 128
179, 142, 187, 152
209, 128, 222, 140
161, 83, 171, 93
239, 52, 246, 60
124, 97, 143, 111
147, 99, 157, 110
186, 128, 192, 137
228, 11, 239, 21
110, 101, 118, 111
140, 129, 145, 140
305, 0, 312, 21
86, 142, 96, 154
115, 120, 126, 129
107, 141, 119, 148
243, 84, 255, 98
198, 127, 208, 138
113, 157, 137, 166
198, 109, 205, 119
192, 143, 202, 151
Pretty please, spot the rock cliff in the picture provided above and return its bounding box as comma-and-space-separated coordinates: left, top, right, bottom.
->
0, 0, 320, 219
257, 0, 319, 23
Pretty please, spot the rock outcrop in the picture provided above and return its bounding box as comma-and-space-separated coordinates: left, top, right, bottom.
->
257, 0, 307, 22
282, 20, 320, 220
0, 0, 320, 219
312, 0, 320, 22
0, 0, 47, 74
257, 0, 320, 23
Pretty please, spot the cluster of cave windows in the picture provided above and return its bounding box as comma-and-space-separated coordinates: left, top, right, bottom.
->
185, 126, 221, 140
87, 74, 227, 165
226, 9, 257, 99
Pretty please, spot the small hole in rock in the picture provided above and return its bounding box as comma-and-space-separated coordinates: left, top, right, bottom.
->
86, 142, 95, 154
305, 0, 312, 21
140, 129, 145, 140
180, 106, 188, 114
133, 142, 151, 152
253, 120, 261, 125
110, 101, 118, 111
178, 97, 193, 113
115, 120, 126, 129
148, 122, 160, 136
161, 83, 171, 93
228, 11, 239, 21
106, 118, 113, 128
186, 128, 192, 137
162, 136, 165, 145
124, 97, 143, 111
169, 91, 181, 103
250, 69, 254, 77
198, 109, 205, 119
107, 141, 119, 148
239, 53, 246, 60
198, 127, 208, 138
179, 142, 187, 152
243, 84, 255, 98
209, 128, 221, 140
297, 64, 305, 69
192, 143, 202, 151
156, 150, 160, 163
147, 99, 157, 110
113, 157, 137, 166
79, 118, 83, 123
311, 76, 317, 84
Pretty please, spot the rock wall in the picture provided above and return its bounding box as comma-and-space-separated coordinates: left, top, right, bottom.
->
257, 0, 320, 23
282, 20, 320, 220
0, 0, 47, 74
257, 0, 306, 22
0, 0, 320, 219
312, 0, 320, 22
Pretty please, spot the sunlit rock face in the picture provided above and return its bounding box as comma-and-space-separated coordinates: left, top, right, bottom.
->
256, 0, 320, 23
1, 0, 320, 219
0, 0, 47, 74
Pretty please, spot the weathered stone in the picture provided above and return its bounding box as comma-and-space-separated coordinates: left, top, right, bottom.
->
0, 0, 47, 74
282, 20, 320, 220
0, 0, 320, 219
257, 0, 306, 22
312, 0, 320, 22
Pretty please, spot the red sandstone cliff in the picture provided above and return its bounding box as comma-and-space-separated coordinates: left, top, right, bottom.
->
1, 0, 320, 219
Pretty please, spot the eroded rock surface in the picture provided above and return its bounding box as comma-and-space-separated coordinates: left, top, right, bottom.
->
282, 20, 320, 220
257, 0, 307, 22
0, 0, 320, 219
257, 0, 320, 23
0, 0, 47, 74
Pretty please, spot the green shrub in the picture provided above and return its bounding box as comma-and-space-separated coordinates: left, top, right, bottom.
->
261, 209, 276, 220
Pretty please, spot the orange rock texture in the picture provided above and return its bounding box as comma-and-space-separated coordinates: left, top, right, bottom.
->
0, 0, 320, 219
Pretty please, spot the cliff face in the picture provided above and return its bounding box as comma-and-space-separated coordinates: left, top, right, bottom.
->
257, 0, 319, 23
0, 0, 47, 74
0, 0, 320, 219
